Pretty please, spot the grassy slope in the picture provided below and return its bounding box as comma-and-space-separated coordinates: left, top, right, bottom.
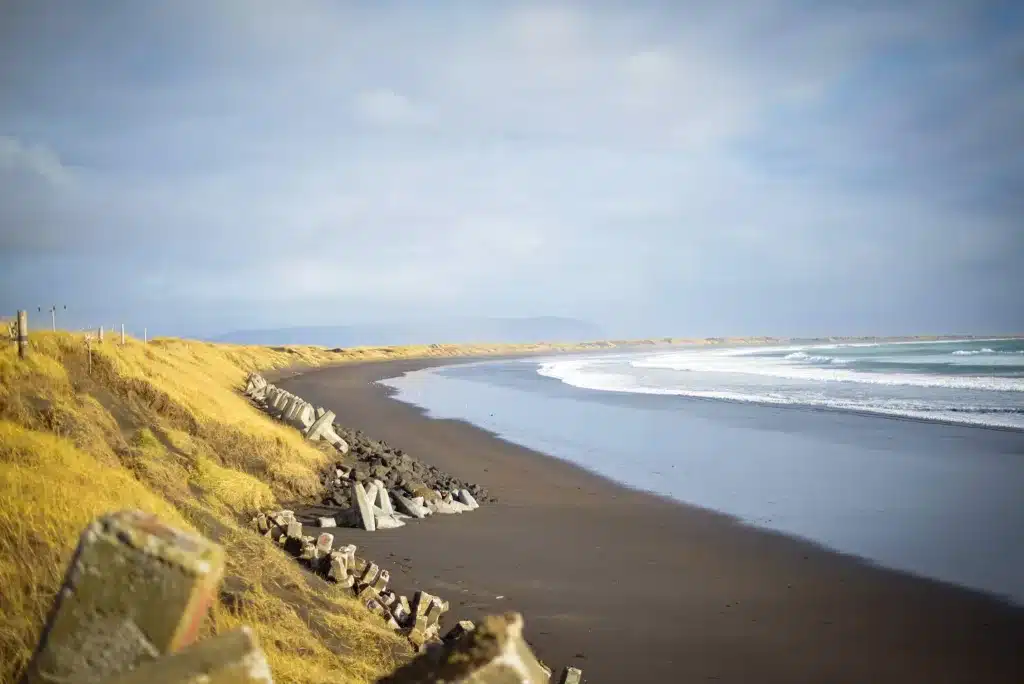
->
0, 331, 698, 683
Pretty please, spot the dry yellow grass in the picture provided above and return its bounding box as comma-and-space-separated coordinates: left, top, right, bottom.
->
0, 332, 411, 684
0, 329, 692, 683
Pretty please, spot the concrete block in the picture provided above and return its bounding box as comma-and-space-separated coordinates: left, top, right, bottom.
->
337, 544, 357, 571
374, 512, 406, 529
286, 521, 302, 539
360, 562, 380, 586
358, 567, 390, 601
293, 403, 315, 429
317, 517, 336, 528
21, 510, 225, 684
428, 499, 460, 515
353, 482, 376, 532
271, 510, 294, 528
457, 489, 479, 510
299, 542, 318, 562
378, 612, 549, 684
558, 666, 583, 684
327, 556, 349, 583
303, 410, 336, 441
364, 481, 379, 506
442, 620, 476, 643
316, 406, 326, 419
105, 626, 271, 684
283, 398, 305, 423
315, 533, 334, 556
372, 479, 395, 516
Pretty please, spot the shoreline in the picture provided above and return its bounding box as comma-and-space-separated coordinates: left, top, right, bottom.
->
278, 358, 1024, 683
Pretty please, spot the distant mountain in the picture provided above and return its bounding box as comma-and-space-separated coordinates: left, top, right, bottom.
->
211, 316, 605, 348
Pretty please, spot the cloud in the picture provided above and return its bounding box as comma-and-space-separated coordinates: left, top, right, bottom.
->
0, 0, 1021, 336
352, 90, 430, 127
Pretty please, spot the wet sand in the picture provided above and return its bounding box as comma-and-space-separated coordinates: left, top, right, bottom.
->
278, 359, 1024, 683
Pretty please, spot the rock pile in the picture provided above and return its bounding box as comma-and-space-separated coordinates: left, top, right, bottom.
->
252, 509, 452, 651
243, 372, 493, 532
321, 426, 492, 508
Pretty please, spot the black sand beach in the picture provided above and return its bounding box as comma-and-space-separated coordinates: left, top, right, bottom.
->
278, 359, 1024, 683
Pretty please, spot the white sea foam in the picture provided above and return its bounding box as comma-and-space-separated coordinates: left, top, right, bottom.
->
951, 348, 1023, 356
783, 351, 850, 364
628, 350, 1024, 392
536, 340, 1024, 430
536, 359, 1024, 429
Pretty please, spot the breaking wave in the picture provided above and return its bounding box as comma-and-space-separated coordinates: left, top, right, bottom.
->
536, 339, 1024, 430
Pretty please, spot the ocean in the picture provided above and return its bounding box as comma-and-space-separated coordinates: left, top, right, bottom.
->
380, 338, 1024, 604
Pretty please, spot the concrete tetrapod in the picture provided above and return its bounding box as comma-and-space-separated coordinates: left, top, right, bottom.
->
304, 409, 336, 441
353, 482, 377, 532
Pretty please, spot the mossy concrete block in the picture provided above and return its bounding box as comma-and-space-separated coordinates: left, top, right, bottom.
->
21, 510, 225, 684
107, 627, 272, 684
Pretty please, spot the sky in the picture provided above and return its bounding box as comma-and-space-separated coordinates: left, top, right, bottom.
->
1, 0, 1022, 339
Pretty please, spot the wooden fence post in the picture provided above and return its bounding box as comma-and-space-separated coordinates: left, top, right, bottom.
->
120, 324, 125, 346
17, 310, 28, 359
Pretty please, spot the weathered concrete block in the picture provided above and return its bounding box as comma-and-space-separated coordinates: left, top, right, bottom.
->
317, 517, 336, 528
428, 498, 460, 515
21, 510, 225, 684
442, 620, 476, 643
364, 481, 380, 506
284, 398, 306, 423
254, 513, 269, 533
271, 510, 295, 528
315, 533, 334, 556
337, 544, 357, 571
299, 542, 318, 562
372, 479, 395, 516
392, 492, 428, 519
286, 521, 303, 539
374, 512, 406, 529
327, 556, 349, 584
357, 567, 390, 602
292, 403, 315, 429
304, 410, 337, 441
315, 406, 326, 419
106, 626, 271, 684
353, 482, 376, 532
378, 612, 550, 684
457, 489, 479, 510
558, 665, 583, 684
360, 562, 381, 586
